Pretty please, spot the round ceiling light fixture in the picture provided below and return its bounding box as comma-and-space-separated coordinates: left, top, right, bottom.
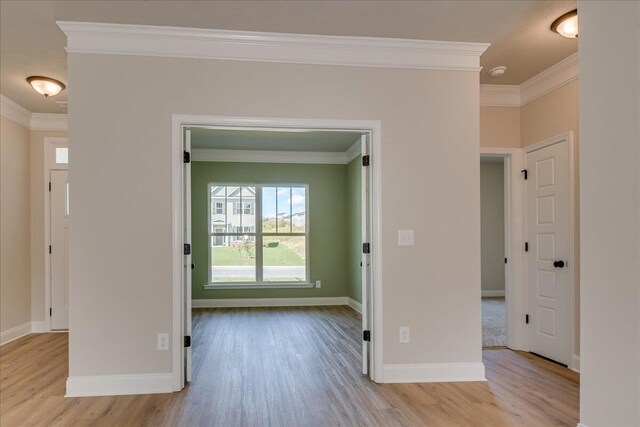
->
26, 76, 66, 97
551, 9, 578, 38
489, 66, 507, 78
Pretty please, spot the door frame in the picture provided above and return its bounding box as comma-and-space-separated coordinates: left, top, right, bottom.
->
523, 131, 577, 369
480, 147, 527, 350
170, 115, 384, 391
43, 137, 69, 332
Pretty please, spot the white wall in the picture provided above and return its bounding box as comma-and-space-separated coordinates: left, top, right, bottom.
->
579, 1, 640, 426
68, 55, 482, 378
0, 116, 31, 335
480, 160, 505, 293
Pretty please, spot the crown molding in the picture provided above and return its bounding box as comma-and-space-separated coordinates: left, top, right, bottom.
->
480, 52, 578, 107
345, 140, 362, 163
0, 94, 68, 130
57, 21, 489, 72
0, 94, 32, 128
31, 113, 68, 131
192, 148, 353, 164
520, 52, 578, 105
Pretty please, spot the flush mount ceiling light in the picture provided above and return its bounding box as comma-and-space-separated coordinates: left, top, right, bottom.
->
26, 76, 66, 97
551, 9, 578, 38
489, 66, 507, 78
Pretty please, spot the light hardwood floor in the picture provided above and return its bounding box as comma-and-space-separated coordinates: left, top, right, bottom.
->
0, 306, 579, 426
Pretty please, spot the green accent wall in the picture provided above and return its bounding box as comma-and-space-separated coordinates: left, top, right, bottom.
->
346, 156, 362, 303
192, 161, 355, 299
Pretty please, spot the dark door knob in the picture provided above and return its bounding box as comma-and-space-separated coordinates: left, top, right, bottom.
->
191, 263, 195, 270
553, 260, 565, 268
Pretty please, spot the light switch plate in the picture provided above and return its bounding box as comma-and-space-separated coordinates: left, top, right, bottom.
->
398, 230, 414, 246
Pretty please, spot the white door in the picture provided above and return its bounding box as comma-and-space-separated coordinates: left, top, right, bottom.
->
183, 129, 193, 382
50, 170, 69, 330
526, 140, 570, 365
361, 134, 372, 376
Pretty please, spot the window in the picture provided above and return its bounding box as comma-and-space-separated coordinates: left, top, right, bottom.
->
209, 184, 308, 285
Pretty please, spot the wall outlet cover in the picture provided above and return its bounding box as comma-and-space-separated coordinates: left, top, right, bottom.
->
157, 333, 169, 351
398, 230, 414, 246
399, 326, 410, 343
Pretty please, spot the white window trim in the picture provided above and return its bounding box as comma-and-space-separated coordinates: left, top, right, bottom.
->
206, 183, 310, 287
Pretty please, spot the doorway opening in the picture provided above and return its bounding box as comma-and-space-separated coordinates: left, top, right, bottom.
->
480, 156, 507, 348
172, 116, 383, 391
44, 137, 70, 332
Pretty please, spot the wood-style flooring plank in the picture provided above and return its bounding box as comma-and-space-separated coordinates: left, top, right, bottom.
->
1, 306, 579, 426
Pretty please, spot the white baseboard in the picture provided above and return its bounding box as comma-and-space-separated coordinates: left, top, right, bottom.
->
30, 321, 49, 333
577, 423, 589, 427
481, 290, 505, 297
347, 298, 362, 313
571, 354, 580, 373
0, 322, 32, 346
192, 296, 350, 308
66, 373, 174, 397
383, 362, 486, 383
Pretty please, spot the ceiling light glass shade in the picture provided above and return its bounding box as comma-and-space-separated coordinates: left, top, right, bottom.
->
26, 76, 66, 97
551, 10, 578, 38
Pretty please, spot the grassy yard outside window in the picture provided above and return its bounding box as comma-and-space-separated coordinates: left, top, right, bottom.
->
208, 183, 309, 286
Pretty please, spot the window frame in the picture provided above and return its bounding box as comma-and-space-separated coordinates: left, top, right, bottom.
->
206, 183, 310, 288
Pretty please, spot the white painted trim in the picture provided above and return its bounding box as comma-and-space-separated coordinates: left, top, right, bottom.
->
479, 85, 521, 107
345, 140, 361, 163
58, 22, 488, 72
31, 113, 68, 131
30, 321, 49, 333
43, 137, 70, 333
0, 94, 69, 130
577, 423, 589, 427
571, 354, 580, 373
0, 94, 32, 128
520, 53, 579, 105
524, 132, 576, 366
348, 298, 362, 314
480, 147, 527, 352
65, 373, 174, 397
192, 148, 348, 164
0, 322, 32, 345
480, 53, 578, 107
481, 290, 505, 297
173, 115, 384, 390
193, 297, 349, 308
382, 362, 486, 383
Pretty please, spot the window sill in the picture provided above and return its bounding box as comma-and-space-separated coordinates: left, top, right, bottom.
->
204, 282, 315, 290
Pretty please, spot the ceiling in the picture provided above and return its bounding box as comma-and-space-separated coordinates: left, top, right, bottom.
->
0, 0, 577, 114
190, 128, 363, 152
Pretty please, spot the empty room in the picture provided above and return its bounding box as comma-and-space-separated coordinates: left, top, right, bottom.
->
1, 1, 639, 426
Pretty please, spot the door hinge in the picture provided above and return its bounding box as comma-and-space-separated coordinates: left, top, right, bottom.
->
49, 308, 52, 317
525, 242, 529, 252
504, 257, 507, 264
521, 169, 528, 180
362, 155, 370, 167
526, 314, 529, 324
184, 336, 191, 347
363, 330, 371, 342
48, 182, 51, 192
184, 243, 191, 255
362, 243, 370, 254
49, 245, 52, 254
183, 151, 191, 164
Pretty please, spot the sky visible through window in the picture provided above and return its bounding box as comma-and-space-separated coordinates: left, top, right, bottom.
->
262, 187, 306, 218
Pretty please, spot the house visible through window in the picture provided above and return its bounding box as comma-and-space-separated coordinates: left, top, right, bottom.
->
209, 184, 308, 284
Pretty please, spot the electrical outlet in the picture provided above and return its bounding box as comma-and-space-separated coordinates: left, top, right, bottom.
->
399, 327, 410, 343
157, 333, 169, 351
316, 280, 321, 288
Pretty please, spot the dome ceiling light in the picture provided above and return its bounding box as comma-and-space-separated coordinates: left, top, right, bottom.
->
489, 66, 507, 78
551, 9, 578, 38
26, 76, 66, 97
